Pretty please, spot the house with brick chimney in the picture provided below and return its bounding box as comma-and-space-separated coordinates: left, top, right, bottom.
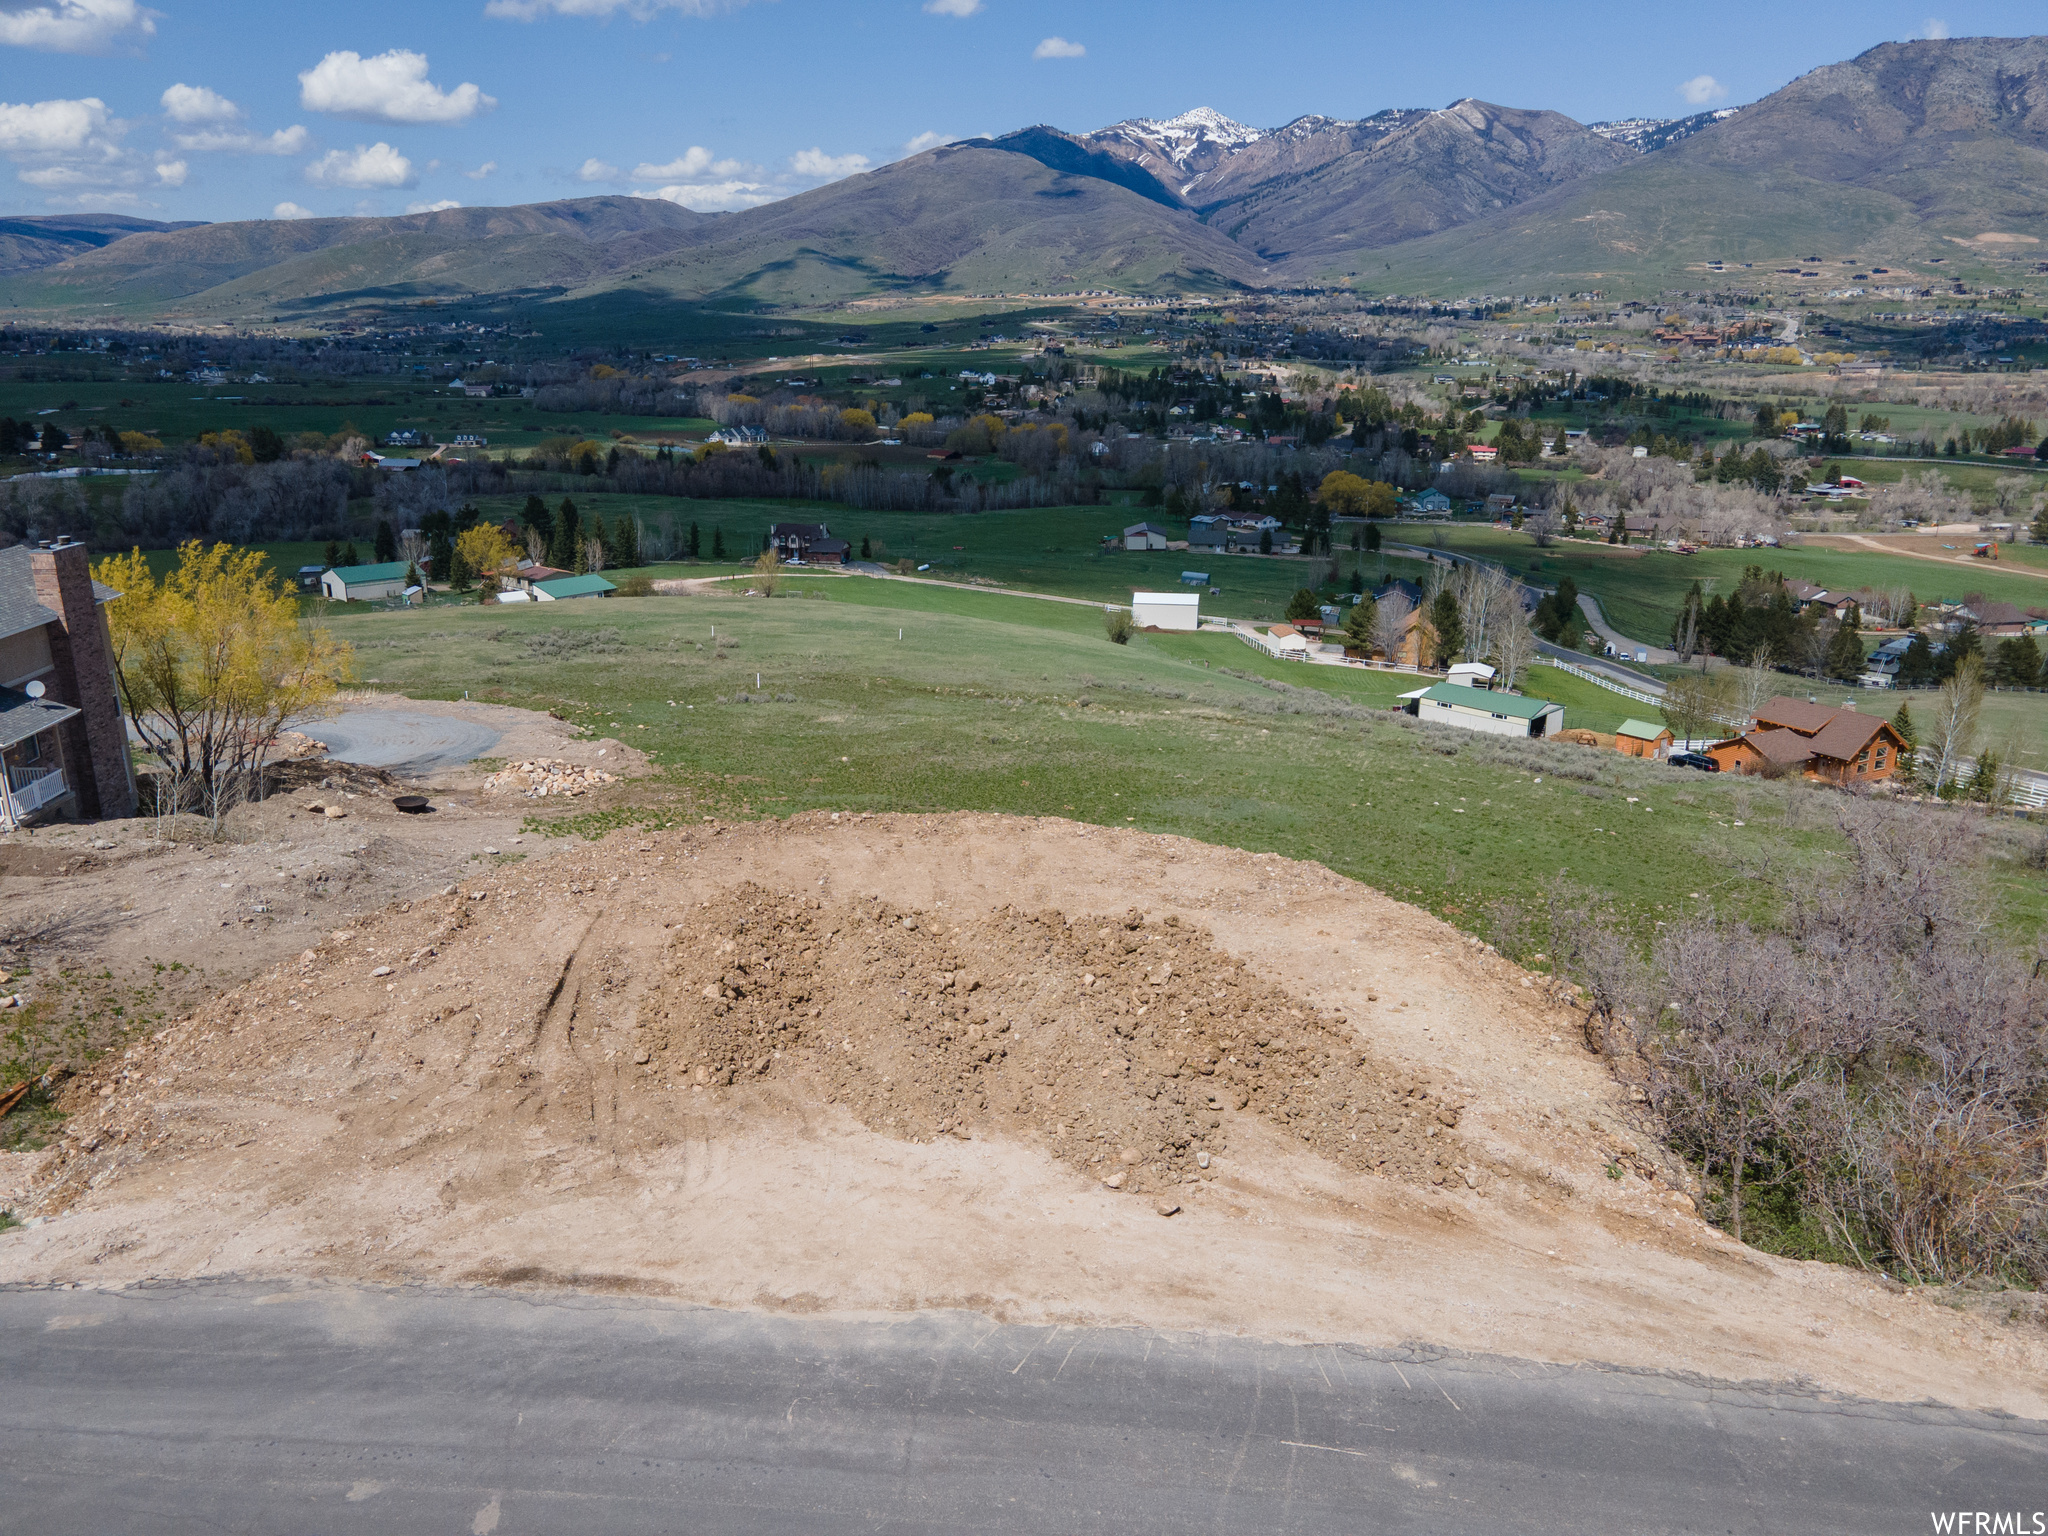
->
0, 539, 137, 825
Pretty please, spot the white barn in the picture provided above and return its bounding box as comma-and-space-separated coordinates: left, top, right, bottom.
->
1131, 592, 1199, 631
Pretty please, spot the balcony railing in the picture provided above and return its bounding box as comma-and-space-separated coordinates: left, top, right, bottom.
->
2, 762, 66, 823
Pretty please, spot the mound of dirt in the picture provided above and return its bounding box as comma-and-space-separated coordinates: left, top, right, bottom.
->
4, 812, 2043, 1417
660, 886, 1470, 1196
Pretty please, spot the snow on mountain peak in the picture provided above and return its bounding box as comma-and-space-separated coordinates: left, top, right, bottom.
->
1150, 107, 1265, 143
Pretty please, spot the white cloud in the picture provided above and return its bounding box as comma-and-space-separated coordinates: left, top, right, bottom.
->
790, 147, 868, 180
48, 189, 150, 208
485, 0, 750, 17
1678, 74, 1727, 106
304, 141, 415, 189
405, 198, 462, 213
923, 0, 981, 14
903, 131, 952, 155
153, 157, 185, 186
171, 124, 308, 155
1033, 36, 1084, 59
0, 0, 154, 54
578, 156, 623, 181
633, 147, 748, 180
1918, 18, 1949, 38
160, 83, 239, 124
464, 160, 497, 179
635, 179, 773, 211
0, 96, 140, 192
271, 201, 316, 219
18, 163, 118, 187
299, 50, 495, 124
0, 96, 114, 152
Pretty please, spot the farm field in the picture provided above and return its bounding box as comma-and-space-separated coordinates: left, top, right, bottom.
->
0, 378, 715, 455
1803, 531, 2048, 575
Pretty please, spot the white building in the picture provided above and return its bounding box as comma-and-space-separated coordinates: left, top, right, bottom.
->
1131, 592, 1199, 631
1400, 682, 1562, 739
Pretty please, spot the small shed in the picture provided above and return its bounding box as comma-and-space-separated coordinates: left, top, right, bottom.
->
532, 574, 617, 602
1131, 592, 1199, 631
1616, 719, 1674, 759
1263, 624, 1311, 658
321, 561, 410, 601
1445, 662, 1497, 689
1123, 522, 1172, 551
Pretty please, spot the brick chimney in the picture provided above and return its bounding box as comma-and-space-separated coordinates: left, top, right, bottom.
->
28, 539, 136, 820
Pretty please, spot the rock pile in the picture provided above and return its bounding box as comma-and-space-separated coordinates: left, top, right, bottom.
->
482, 758, 618, 798
643, 883, 1471, 1198
272, 731, 328, 760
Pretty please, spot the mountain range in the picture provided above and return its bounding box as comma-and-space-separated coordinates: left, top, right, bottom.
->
2, 35, 2043, 326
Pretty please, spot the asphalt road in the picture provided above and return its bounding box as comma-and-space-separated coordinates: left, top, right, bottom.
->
298, 710, 503, 777
2, 1282, 2039, 1534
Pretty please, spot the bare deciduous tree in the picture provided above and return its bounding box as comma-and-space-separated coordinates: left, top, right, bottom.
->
1925, 655, 1984, 797
1372, 593, 1413, 663
1492, 607, 1539, 693
1732, 647, 1779, 731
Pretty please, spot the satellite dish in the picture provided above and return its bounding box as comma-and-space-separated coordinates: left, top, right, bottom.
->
24, 681, 45, 699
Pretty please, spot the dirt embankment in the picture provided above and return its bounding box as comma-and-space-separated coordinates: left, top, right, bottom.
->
2, 813, 2042, 1417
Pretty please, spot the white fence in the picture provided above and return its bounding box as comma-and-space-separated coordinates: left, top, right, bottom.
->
1534, 657, 1663, 707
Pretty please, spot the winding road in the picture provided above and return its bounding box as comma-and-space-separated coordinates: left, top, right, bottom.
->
3, 1281, 2038, 1534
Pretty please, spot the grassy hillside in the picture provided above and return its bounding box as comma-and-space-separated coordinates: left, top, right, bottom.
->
314, 579, 2048, 937
318, 581, 1823, 933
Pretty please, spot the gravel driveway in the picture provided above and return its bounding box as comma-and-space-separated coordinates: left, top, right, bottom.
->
297, 710, 504, 777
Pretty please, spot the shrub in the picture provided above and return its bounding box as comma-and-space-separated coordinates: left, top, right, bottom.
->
1104, 609, 1136, 645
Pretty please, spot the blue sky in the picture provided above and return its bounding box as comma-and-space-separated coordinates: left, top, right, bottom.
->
1, 0, 2041, 223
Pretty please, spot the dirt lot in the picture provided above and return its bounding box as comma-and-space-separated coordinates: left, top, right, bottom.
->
0, 698, 646, 1109
3, 808, 2041, 1417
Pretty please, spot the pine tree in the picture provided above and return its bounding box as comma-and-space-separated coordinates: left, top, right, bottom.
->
1825, 617, 1866, 681
688, 521, 701, 560
712, 526, 726, 561
374, 519, 397, 564
613, 515, 640, 569
1429, 589, 1463, 667
522, 494, 552, 541
342, 541, 360, 566
428, 528, 454, 585
860, 535, 871, 560
550, 498, 581, 569
323, 541, 342, 569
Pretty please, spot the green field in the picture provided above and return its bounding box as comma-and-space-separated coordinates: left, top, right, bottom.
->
313, 577, 2048, 940
456, 495, 1436, 618
0, 378, 715, 454
318, 578, 1813, 933
1416, 526, 2048, 644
